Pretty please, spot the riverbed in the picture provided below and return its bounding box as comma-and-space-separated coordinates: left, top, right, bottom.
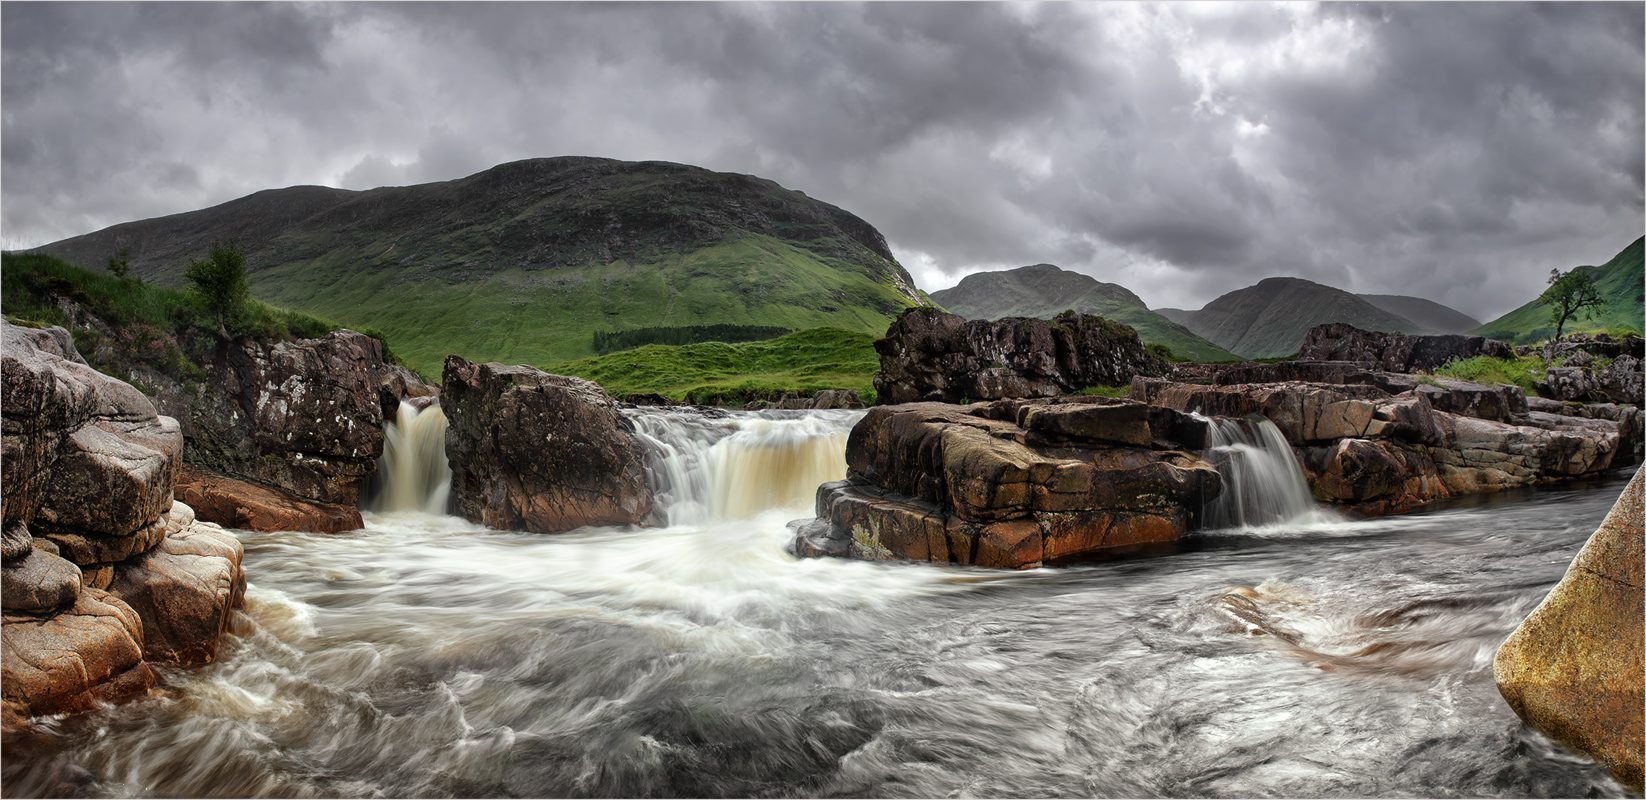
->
3, 409, 1634, 798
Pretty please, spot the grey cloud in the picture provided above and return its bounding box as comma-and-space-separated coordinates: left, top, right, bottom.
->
2, 2, 1639, 322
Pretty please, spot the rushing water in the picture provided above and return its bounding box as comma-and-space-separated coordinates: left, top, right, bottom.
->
3, 409, 1635, 798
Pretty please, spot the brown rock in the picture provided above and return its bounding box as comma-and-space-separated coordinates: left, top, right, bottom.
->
442, 356, 655, 533
108, 522, 246, 666
175, 464, 362, 534
36, 514, 170, 566
1494, 468, 1644, 793
33, 417, 181, 538
1, 588, 154, 718
0, 547, 82, 613
872, 308, 1170, 405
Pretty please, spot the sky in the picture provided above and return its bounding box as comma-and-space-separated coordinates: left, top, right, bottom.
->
2, 2, 1641, 321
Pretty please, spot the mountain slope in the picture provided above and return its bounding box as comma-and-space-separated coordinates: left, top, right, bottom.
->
1358, 294, 1479, 334
34, 157, 928, 375
1472, 236, 1645, 344
1181, 277, 1426, 359
929, 264, 1240, 362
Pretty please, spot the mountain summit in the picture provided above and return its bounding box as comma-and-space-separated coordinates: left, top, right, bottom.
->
929, 264, 1238, 362
36, 157, 928, 373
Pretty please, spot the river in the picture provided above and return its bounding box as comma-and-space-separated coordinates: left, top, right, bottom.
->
3, 407, 1635, 798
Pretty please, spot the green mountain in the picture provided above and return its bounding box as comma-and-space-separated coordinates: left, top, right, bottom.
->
1357, 294, 1479, 334
928, 263, 1241, 362
1472, 236, 1645, 344
1179, 277, 1427, 359
33, 157, 929, 376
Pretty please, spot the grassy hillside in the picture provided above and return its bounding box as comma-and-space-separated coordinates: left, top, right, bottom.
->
35, 157, 929, 376
1182, 277, 1426, 359
1472, 236, 1644, 344
1, 251, 395, 380
1357, 294, 1479, 334
547, 327, 880, 405
930, 264, 1240, 362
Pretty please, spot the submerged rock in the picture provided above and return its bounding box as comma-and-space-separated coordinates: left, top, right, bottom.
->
1494, 468, 1644, 794
442, 355, 656, 533
1, 588, 155, 723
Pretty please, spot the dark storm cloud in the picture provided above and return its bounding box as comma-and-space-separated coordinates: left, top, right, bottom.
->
2, 2, 1640, 320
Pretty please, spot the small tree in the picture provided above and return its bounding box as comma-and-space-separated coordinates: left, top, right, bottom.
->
1540, 267, 1607, 341
185, 240, 250, 335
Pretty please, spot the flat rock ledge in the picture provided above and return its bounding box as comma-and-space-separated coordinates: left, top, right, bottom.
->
176, 464, 363, 534
1495, 467, 1643, 794
790, 398, 1222, 569
1131, 375, 1638, 516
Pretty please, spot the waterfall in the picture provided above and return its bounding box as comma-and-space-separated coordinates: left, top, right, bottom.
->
1199, 414, 1338, 530
629, 409, 861, 525
365, 400, 452, 514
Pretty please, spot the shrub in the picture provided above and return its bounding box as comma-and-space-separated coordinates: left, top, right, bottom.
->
184, 240, 251, 334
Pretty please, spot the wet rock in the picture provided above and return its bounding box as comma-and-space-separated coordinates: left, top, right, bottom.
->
872, 308, 1169, 405
1494, 468, 1644, 794
175, 464, 362, 533
623, 392, 675, 407
0, 588, 155, 719
0, 547, 82, 612
107, 521, 246, 666
443, 356, 655, 533
166, 330, 386, 507
376, 364, 440, 421
794, 399, 1220, 569
36, 514, 170, 566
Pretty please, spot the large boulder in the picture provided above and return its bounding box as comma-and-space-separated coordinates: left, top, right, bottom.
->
442, 356, 655, 533
175, 464, 362, 534
1, 588, 155, 721
1298, 322, 1514, 372
1494, 468, 1643, 794
872, 308, 1170, 406
107, 514, 246, 665
792, 398, 1222, 569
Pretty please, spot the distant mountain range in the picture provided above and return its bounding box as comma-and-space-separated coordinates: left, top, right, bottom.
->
1471, 236, 1644, 344
34, 157, 929, 375
928, 264, 1239, 362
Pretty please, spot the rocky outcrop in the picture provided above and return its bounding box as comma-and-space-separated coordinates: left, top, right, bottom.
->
872, 308, 1170, 406
175, 464, 362, 534
1298, 322, 1515, 372
442, 356, 656, 533
744, 389, 866, 411
1132, 375, 1636, 516
1494, 468, 1643, 794
377, 364, 439, 420
1, 322, 246, 728
790, 398, 1222, 569
176, 330, 387, 507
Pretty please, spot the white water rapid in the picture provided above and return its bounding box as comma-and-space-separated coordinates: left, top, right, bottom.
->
6, 406, 1634, 798
365, 400, 452, 515
1198, 413, 1341, 530
628, 408, 862, 524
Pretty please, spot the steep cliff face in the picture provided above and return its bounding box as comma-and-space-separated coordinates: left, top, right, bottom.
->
1, 322, 245, 728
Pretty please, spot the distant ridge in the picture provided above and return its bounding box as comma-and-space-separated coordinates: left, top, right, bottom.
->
33, 156, 930, 374
1176, 277, 1426, 359
1358, 294, 1479, 334
929, 263, 1240, 362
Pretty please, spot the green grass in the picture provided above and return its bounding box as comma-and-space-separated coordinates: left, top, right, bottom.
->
2, 251, 399, 378
251, 231, 916, 377
1433, 355, 1546, 393
546, 327, 880, 405
1473, 236, 1644, 344
1071, 384, 1131, 398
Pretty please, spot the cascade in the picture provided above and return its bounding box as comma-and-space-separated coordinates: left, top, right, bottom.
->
629, 409, 860, 525
1199, 413, 1338, 529
365, 400, 452, 514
